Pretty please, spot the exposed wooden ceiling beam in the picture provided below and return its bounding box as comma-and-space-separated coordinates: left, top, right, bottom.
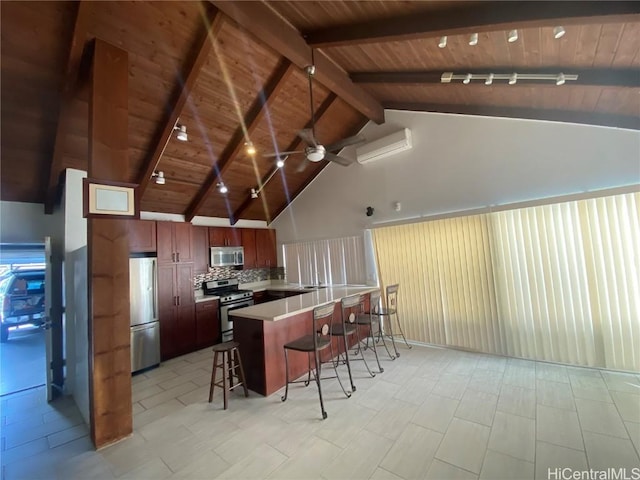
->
184, 59, 295, 222
305, 1, 640, 47
210, 0, 384, 124
384, 102, 640, 130
269, 117, 370, 225
44, 1, 90, 214
231, 93, 338, 224
352, 68, 640, 88
136, 4, 222, 198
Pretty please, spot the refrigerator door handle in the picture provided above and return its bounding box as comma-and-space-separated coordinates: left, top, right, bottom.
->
152, 259, 158, 320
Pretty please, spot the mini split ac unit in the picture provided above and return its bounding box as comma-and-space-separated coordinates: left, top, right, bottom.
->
356, 128, 412, 164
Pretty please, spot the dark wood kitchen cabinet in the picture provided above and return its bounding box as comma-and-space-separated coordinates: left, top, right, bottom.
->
157, 222, 194, 264
195, 299, 220, 348
209, 227, 241, 247
157, 263, 195, 360
128, 219, 156, 253
255, 229, 277, 268
252, 290, 267, 304
192, 225, 209, 274
241, 229, 257, 269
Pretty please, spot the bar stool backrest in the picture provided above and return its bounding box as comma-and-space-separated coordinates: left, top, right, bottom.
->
369, 290, 382, 314
313, 303, 335, 348
386, 284, 399, 311
341, 294, 362, 324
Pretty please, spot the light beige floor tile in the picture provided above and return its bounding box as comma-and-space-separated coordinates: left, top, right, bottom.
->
575, 397, 629, 438
536, 363, 569, 383
536, 379, 575, 410
46, 423, 88, 449
364, 398, 418, 440
435, 418, 490, 474
488, 411, 535, 462
467, 369, 503, 396
321, 428, 393, 480
139, 381, 200, 410
432, 374, 470, 400
455, 389, 497, 426
100, 432, 157, 477
380, 423, 442, 479
503, 367, 536, 389
118, 457, 173, 479
213, 426, 271, 465
497, 384, 536, 419
571, 385, 613, 403
157, 368, 210, 391
267, 435, 342, 479
426, 459, 478, 479
315, 402, 377, 449
171, 448, 230, 478
216, 443, 287, 480
625, 421, 640, 454
583, 431, 640, 470
566, 366, 602, 378
412, 393, 459, 433
356, 379, 399, 411
601, 371, 640, 393
475, 355, 507, 372
479, 449, 534, 480
392, 376, 437, 405
536, 404, 584, 450
132, 402, 145, 416
0, 437, 49, 465
534, 441, 587, 480
55, 450, 115, 480
368, 467, 404, 480
131, 384, 164, 403
611, 390, 640, 423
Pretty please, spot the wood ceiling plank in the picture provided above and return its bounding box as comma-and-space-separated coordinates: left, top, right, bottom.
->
351, 68, 640, 88
210, 0, 384, 124
612, 23, 640, 67
184, 59, 295, 221
44, 1, 90, 214
305, 1, 640, 47
383, 101, 640, 130
136, 5, 222, 197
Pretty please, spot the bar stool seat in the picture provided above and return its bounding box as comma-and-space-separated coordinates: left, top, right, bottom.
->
209, 341, 248, 409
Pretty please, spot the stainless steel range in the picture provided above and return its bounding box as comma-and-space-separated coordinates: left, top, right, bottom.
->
202, 279, 253, 342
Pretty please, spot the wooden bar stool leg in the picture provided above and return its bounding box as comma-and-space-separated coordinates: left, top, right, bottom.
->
222, 351, 229, 410
209, 351, 219, 403
227, 350, 234, 389
234, 348, 249, 397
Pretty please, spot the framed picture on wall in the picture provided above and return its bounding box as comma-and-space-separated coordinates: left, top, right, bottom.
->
83, 178, 139, 218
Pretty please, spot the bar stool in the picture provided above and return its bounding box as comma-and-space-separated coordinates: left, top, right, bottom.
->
357, 289, 395, 363
281, 302, 350, 420
208, 341, 248, 410
375, 284, 411, 357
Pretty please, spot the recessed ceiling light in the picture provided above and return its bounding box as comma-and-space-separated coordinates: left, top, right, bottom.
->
508, 29, 518, 43
553, 26, 566, 39
469, 33, 478, 46
438, 36, 447, 48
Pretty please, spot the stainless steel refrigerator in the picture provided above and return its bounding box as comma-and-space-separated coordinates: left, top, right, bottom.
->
129, 257, 160, 373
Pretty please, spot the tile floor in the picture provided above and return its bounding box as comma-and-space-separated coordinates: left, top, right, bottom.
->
1, 343, 639, 479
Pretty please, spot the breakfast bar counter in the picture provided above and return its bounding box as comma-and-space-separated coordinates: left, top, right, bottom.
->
230, 286, 378, 396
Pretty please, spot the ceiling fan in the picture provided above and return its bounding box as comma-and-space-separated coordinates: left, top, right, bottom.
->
264, 62, 365, 171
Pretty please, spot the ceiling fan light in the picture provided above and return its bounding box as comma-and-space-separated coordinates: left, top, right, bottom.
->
553, 26, 566, 39
508, 29, 518, 43
485, 73, 494, 85
556, 73, 566, 86
438, 36, 447, 48
463, 73, 472, 85
306, 146, 325, 162
175, 124, 188, 142
508, 73, 517, 85
469, 33, 478, 46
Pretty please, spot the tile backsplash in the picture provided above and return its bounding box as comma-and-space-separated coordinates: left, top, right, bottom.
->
193, 266, 284, 289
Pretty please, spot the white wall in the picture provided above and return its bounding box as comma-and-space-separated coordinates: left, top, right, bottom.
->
0, 201, 58, 243
272, 111, 640, 245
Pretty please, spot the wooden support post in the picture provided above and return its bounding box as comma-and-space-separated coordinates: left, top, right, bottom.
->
87, 39, 132, 449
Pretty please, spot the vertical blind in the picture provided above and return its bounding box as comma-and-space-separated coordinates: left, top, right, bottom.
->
372, 192, 640, 372
283, 236, 366, 286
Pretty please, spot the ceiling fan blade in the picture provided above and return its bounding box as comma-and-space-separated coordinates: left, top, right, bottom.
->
324, 152, 355, 167
325, 134, 366, 153
262, 150, 304, 158
296, 157, 310, 173
297, 128, 318, 147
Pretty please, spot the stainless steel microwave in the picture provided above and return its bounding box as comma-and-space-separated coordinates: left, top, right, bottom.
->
210, 246, 244, 267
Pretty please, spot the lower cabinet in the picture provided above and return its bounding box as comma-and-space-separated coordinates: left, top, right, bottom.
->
252, 290, 267, 304
157, 263, 196, 360
195, 300, 220, 348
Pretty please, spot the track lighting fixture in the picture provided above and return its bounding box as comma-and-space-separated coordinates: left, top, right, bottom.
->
250, 188, 258, 199
438, 36, 447, 48
276, 157, 285, 168
245, 141, 256, 155
217, 183, 228, 194
508, 73, 517, 85
173, 124, 188, 142
508, 29, 518, 43
469, 33, 478, 46
553, 26, 566, 39
485, 73, 494, 86
556, 73, 566, 86
463, 73, 472, 85
441, 71, 577, 85
152, 171, 165, 185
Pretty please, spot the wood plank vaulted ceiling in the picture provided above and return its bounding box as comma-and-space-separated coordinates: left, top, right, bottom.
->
1, 1, 638, 223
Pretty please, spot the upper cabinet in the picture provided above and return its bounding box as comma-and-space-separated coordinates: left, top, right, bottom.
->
255, 229, 277, 268
157, 222, 194, 264
192, 225, 209, 274
209, 227, 241, 247
241, 229, 257, 269
128, 220, 156, 253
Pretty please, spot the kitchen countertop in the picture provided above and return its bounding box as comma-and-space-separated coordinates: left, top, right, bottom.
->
229, 285, 378, 322
194, 294, 220, 303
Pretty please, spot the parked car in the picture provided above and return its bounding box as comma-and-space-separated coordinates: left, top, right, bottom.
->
0, 268, 46, 342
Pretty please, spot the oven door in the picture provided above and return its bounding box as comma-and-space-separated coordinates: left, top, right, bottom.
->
220, 299, 254, 342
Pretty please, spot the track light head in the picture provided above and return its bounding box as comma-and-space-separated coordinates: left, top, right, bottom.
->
276, 157, 285, 168
174, 124, 188, 142
152, 171, 165, 185
217, 183, 228, 194
469, 33, 478, 46
438, 36, 447, 48
553, 26, 566, 39
508, 29, 518, 43
556, 73, 566, 86
250, 188, 258, 199
485, 73, 494, 85
245, 141, 256, 156
463, 73, 472, 85
508, 73, 517, 85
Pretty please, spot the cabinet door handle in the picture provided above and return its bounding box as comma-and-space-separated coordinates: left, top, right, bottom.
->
176, 252, 180, 262
177, 296, 180, 306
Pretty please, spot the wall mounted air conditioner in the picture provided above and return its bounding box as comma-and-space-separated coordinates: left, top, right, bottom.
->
356, 128, 412, 164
